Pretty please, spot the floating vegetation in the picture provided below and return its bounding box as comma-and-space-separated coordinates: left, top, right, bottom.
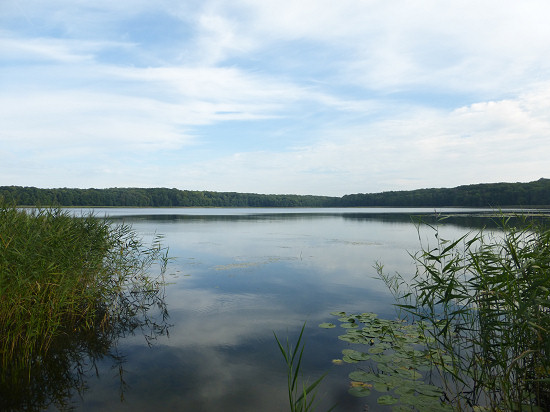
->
213, 256, 298, 271
321, 312, 452, 412
214, 262, 263, 270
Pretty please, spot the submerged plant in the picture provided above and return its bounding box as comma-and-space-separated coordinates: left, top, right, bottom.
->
274, 323, 335, 412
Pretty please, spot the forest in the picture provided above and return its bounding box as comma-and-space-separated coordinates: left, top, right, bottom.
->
1, 178, 548, 208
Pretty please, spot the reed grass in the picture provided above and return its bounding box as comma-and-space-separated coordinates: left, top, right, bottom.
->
377, 215, 550, 411
0, 202, 168, 381
274, 323, 335, 412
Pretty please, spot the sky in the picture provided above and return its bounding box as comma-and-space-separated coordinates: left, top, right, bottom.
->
1, 1, 549, 196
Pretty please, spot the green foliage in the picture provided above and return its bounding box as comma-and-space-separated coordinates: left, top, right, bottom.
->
0, 186, 339, 207
0, 202, 169, 386
274, 323, 335, 412
1, 178, 549, 207
325, 312, 452, 411
340, 178, 550, 207
377, 217, 550, 411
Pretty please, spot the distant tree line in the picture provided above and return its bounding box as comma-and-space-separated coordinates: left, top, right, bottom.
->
339, 178, 550, 207
0, 187, 339, 207
1, 178, 548, 208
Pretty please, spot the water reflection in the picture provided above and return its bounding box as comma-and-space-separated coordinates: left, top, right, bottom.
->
0, 281, 171, 411
19, 208, 547, 411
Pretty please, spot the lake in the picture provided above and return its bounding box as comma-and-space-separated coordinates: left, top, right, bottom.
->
26, 207, 542, 411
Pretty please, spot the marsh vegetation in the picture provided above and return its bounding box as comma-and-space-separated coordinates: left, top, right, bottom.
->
2, 206, 548, 411
0, 203, 170, 410
322, 217, 550, 411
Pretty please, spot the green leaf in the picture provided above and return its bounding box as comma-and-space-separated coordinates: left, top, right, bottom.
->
330, 311, 346, 316
392, 405, 414, 412
348, 386, 371, 397
342, 349, 370, 361
377, 395, 399, 405
318, 322, 336, 329
373, 382, 390, 392
342, 355, 359, 363
348, 371, 377, 382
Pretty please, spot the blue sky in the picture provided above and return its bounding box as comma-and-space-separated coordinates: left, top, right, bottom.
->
1, 1, 549, 196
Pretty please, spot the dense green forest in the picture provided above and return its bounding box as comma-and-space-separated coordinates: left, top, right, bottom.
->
1, 178, 549, 207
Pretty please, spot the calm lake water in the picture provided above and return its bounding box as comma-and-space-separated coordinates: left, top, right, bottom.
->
27, 207, 542, 411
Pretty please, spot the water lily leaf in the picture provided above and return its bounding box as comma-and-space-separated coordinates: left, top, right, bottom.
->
376, 362, 395, 374
350, 381, 372, 388
341, 322, 359, 329
392, 405, 414, 412
415, 383, 444, 397
342, 349, 370, 361
368, 346, 385, 354
394, 385, 416, 396
368, 354, 384, 363
373, 382, 390, 392
395, 367, 423, 380
377, 395, 399, 405
342, 355, 359, 363
348, 371, 377, 382
338, 335, 362, 343
330, 311, 347, 316
318, 322, 336, 328
391, 355, 407, 364
348, 386, 371, 397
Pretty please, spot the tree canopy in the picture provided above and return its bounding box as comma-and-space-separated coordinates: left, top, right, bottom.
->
1, 178, 548, 208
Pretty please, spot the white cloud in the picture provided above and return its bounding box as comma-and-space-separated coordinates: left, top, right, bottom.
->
160, 84, 550, 195
2, 0, 549, 193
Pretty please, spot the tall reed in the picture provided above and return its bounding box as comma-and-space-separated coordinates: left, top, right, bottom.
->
377, 216, 550, 411
0, 202, 168, 381
274, 323, 335, 412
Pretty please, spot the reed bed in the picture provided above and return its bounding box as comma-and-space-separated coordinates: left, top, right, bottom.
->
377, 216, 550, 411
0, 202, 168, 382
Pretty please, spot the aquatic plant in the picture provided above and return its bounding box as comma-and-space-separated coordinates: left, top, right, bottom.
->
321, 312, 452, 411
274, 323, 335, 412
375, 216, 550, 411
0, 202, 170, 393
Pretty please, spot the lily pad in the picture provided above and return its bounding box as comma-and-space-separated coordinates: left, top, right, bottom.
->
348, 371, 377, 383
392, 405, 414, 412
342, 355, 359, 363
373, 382, 390, 392
415, 383, 444, 397
342, 349, 370, 361
338, 334, 362, 344
348, 386, 371, 397
394, 367, 423, 380
377, 395, 399, 405
330, 311, 347, 316
318, 322, 336, 328
368, 346, 385, 354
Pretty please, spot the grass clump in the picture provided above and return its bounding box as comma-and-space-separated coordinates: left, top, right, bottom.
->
377, 216, 550, 411
274, 323, 335, 412
0, 202, 168, 381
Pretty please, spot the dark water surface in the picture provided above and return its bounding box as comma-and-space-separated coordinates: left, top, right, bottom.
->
25, 207, 539, 411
